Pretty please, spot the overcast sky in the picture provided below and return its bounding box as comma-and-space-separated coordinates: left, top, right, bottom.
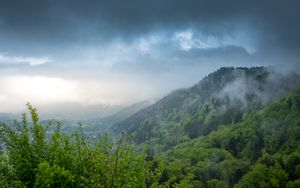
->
0, 0, 300, 112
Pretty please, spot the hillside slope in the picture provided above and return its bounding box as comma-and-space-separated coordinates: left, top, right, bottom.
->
153, 84, 300, 187
1, 67, 300, 187
112, 67, 300, 150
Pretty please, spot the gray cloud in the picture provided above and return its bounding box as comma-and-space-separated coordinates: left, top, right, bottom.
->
0, 0, 299, 111
0, 0, 299, 51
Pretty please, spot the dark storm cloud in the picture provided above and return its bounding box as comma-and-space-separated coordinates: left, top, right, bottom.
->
0, 0, 299, 51
0, 0, 300, 112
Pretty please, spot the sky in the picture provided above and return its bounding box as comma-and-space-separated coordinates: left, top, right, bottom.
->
0, 0, 300, 113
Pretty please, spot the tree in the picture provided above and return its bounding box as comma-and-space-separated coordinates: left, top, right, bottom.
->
236, 163, 288, 188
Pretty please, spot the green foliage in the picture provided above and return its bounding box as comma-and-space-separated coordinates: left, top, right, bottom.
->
235, 163, 288, 188
113, 67, 299, 153
0, 104, 151, 187
34, 162, 75, 188
285, 151, 300, 180
148, 85, 300, 187
207, 179, 228, 188
217, 159, 249, 186
286, 180, 300, 188
1, 67, 300, 187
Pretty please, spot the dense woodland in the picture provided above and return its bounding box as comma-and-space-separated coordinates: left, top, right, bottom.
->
1, 67, 300, 187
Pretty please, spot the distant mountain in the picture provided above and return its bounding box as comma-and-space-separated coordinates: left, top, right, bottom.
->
37, 100, 153, 140
36, 102, 124, 120
81, 100, 153, 138
112, 67, 300, 149
0, 112, 21, 124
0, 100, 152, 142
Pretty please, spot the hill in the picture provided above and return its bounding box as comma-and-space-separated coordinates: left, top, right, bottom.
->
153, 83, 300, 187
112, 67, 300, 151
1, 67, 300, 187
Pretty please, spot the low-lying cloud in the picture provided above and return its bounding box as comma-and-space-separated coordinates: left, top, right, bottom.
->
0, 53, 50, 66
216, 68, 300, 110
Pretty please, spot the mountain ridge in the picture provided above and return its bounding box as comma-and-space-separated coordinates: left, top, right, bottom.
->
112, 67, 300, 148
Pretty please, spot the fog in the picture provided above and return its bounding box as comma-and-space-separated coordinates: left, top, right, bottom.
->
0, 0, 299, 113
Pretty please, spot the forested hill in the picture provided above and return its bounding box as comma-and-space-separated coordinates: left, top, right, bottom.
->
154, 81, 300, 187
112, 67, 300, 149
1, 67, 300, 187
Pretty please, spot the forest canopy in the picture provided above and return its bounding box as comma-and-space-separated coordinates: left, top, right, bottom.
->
1, 67, 300, 187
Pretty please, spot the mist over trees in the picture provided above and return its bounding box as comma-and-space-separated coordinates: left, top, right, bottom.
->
1, 67, 300, 187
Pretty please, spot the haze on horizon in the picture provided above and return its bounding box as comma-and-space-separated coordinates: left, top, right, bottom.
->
0, 0, 299, 113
